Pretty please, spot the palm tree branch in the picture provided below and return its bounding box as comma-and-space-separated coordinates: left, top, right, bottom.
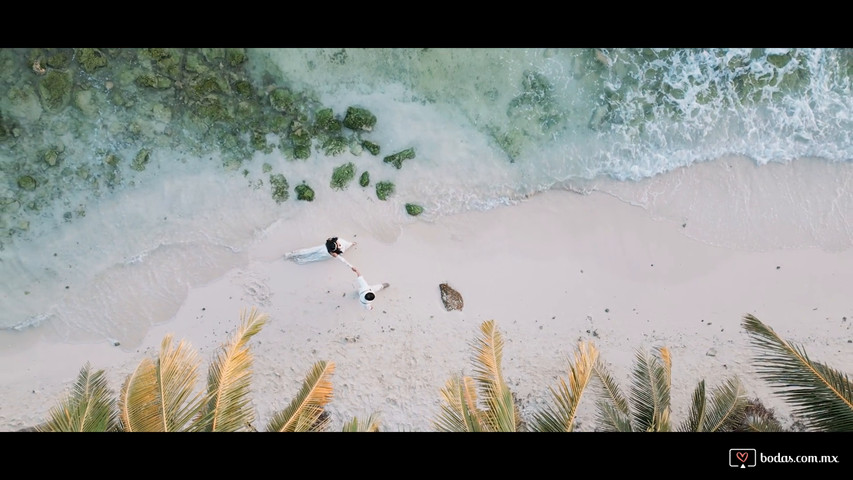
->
39, 363, 117, 432
471, 320, 518, 431
266, 360, 335, 432
704, 377, 747, 432
592, 357, 632, 431
434, 375, 484, 432
119, 357, 161, 431
342, 413, 381, 432
198, 307, 267, 431
532, 341, 598, 432
742, 314, 853, 431
681, 380, 707, 432
156, 335, 203, 431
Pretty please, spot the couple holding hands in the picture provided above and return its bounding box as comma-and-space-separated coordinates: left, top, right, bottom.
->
285, 236, 389, 310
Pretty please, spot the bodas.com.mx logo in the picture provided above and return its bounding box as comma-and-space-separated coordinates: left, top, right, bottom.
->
730, 448, 757, 468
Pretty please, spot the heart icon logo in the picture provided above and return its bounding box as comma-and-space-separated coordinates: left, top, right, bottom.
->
736, 452, 748, 463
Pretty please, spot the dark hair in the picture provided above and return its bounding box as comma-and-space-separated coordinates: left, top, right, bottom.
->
325, 238, 337, 254
364, 292, 375, 301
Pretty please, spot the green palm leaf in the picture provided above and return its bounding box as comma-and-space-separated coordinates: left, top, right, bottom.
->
742, 314, 853, 431
681, 379, 708, 432
119, 357, 161, 431
266, 360, 335, 432
531, 341, 599, 432
680, 377, 746, 432
592, 357, 632, 431
740, 414, 784, 432
195, 307, 267, 432
631, 347, 672, 432
434, 375, 484, 432
38, 362, 118, 432
471, 320, 519, 432
341, 413, 381, 432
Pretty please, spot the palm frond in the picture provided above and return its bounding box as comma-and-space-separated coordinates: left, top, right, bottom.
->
39, 362, 118, 432
471, 320, 519, 431
155, 334, 204, 431
680, 377, 747, 432
631, 347, 672, 432
740, 414, 785, 432
434, 375, 484, 432
592, 357, 632, 431
531, 341, 599, 432
341, 413, 381, 432
702, 377, 747, 432
680, 379, 707, 432
742, 314, 853, 431
119, 357, 161, 431
266, 360, 335, 432
195, 307, 267, 432
733, 399, 785, 431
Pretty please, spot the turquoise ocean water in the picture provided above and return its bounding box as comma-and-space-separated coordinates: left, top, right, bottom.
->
1, 48, 851, 346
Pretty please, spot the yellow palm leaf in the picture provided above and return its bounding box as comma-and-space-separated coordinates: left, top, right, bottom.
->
265, 360, 335, 432
196, 307, 267, 431
39, 362, 118, 432
434, 375, 484, 431
471, 320, 519, 431
531, 341, 599, 432
119, 357, 160, 431
155, 334, 204, 431
341, 413, 382, 432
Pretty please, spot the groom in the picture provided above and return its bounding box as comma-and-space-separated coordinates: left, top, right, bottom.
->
352, 268, 389, 311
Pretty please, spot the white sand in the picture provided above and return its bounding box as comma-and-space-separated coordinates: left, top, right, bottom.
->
2, 156, 852, 432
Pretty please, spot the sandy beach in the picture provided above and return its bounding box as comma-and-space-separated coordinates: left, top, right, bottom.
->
1, 156, 852, 432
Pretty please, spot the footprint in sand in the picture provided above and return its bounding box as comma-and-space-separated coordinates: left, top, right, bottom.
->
234, 271, 272, 305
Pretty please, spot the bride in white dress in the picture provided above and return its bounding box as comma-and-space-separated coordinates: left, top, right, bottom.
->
284, 236, 357, 270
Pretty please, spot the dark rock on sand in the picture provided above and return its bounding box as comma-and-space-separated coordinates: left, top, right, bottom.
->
439, 283, 463, 311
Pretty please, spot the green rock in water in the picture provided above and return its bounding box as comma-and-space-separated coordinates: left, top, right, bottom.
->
46, 51, 71, 69
291, 119, 312, 159
331, 162, 356, 190
188, 75, 224, 97
233, 79, 254, 98
76, 48, 108, 73
361, 140, 380, 156
359, 171, 370, 187
43, 147, 62, 167
405, 203, 424, 216
250, 130, 267, 152
130, 149, 151, 171
384, 147, 415, 169
270, 88, 296, 113
293, 143, 311, 160
105, 153, 121, 166
270, 173, 289, 203
314, 108, 342, 134
375, 181, 395, 201
17, 175, 37, 191
322, 136, 348, 156
225, 48, 247, 67
135, 73, 172, 90
295, 183, 315, 201
38, 70, 73, 112
343, 106, 377, 131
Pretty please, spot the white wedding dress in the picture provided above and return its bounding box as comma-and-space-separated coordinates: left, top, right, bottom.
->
284, 238, 354, 264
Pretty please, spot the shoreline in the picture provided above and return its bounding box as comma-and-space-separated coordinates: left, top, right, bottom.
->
2, 158, 852, 431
